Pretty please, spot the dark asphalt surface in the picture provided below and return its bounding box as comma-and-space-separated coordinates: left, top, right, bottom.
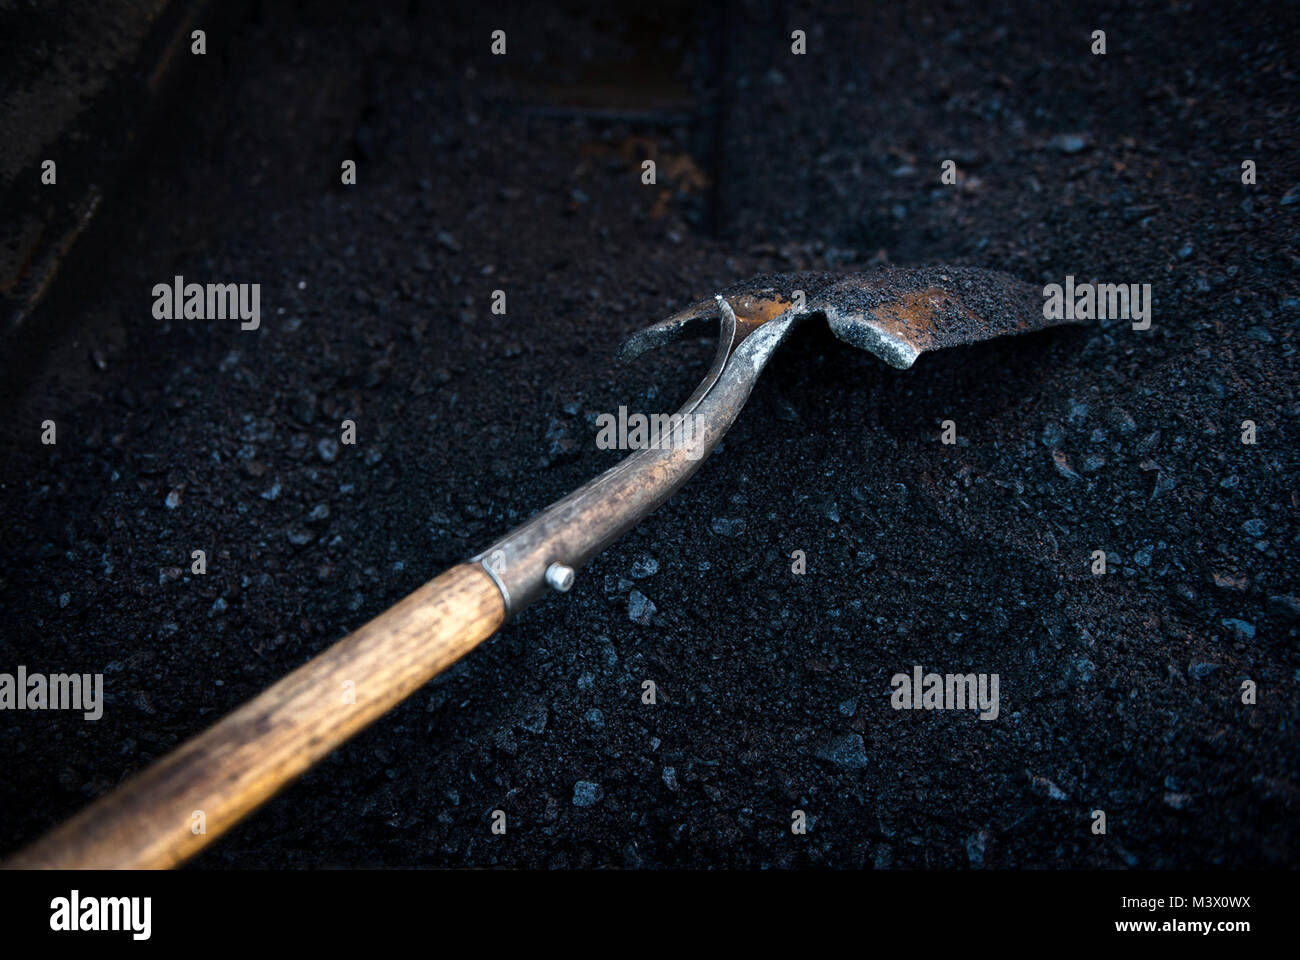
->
0, 0, 1296, 868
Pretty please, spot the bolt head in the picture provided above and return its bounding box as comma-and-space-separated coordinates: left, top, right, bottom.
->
545, 562, 575, 592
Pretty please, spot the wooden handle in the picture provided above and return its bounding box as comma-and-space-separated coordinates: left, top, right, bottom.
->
6, 563, 505, 869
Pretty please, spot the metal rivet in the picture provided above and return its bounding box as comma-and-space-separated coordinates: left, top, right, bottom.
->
545, 562, 575, 593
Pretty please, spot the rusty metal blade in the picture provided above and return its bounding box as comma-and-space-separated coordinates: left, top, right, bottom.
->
804, 265, 1077, 369
622, 266, 1081, 370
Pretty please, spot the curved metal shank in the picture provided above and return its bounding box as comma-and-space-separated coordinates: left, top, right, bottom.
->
471, 299, 800, 617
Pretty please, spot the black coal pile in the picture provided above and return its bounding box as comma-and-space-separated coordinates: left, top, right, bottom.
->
0, 0, 1295, 868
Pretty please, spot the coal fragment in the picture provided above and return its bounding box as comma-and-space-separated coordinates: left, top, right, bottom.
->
627, 590, 657, 625
572, 781, 603, 807
814, 733, 870, 770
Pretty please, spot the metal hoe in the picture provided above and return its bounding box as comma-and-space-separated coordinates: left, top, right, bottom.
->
7, 265, 1079, 869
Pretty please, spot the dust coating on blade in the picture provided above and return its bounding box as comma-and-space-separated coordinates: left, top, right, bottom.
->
620, 266, 1082, 370
728, 266, 1075, 369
